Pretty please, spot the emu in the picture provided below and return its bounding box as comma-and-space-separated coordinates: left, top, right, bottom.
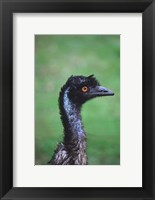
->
48, 75, 114, 165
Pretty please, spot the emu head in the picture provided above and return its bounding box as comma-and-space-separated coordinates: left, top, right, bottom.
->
62, 75, 114, 106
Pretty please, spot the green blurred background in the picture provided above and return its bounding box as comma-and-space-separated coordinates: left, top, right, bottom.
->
35, 35, 120, 165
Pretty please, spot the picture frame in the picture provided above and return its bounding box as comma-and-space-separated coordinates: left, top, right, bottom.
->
0, 0, 154, 199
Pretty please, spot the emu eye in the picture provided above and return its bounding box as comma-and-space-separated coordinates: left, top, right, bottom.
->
82, 86, 88, 93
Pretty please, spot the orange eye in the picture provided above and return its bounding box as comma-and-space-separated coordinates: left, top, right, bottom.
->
82, 86, 88, 92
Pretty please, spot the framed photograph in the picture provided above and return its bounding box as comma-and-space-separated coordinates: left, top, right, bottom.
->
0, 0, 154, 199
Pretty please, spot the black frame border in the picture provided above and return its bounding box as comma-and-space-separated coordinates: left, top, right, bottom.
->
0, 0, 155, 199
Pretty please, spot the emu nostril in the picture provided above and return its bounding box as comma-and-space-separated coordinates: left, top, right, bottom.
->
98, 87, 108, 92
97, 86, 111, 93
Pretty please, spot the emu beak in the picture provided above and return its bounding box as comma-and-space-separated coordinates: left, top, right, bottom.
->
90, 86, 114, 96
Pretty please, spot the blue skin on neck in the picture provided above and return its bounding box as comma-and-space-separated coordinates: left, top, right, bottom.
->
62, 88, 85, 137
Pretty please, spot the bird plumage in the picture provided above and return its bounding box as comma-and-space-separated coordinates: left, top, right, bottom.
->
48, 75, 114, 165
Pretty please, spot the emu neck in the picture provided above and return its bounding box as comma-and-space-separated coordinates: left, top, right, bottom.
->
59, 88, 85, 141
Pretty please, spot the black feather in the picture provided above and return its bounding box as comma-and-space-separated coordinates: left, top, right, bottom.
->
48, 75, 113, 165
